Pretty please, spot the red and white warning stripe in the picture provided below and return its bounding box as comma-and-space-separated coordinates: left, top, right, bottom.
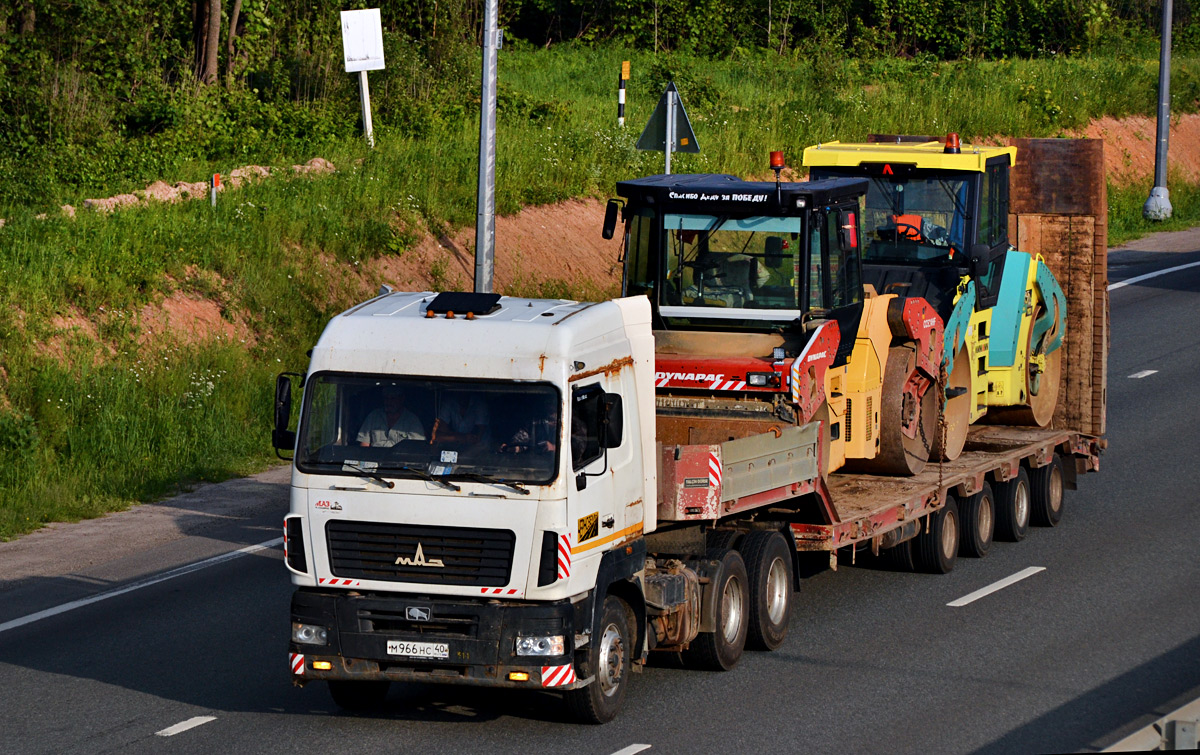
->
480, 588, 522, 596
290, 653, 305, 675
557, 533, 572, 581
541, 664, 577, 687
709, 451, 722, 488
318, 577, 361, 587
708, 378, 747, 391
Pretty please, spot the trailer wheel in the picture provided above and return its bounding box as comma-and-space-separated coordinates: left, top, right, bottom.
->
959, 482, 995, 558
682, 549, 749, 671
328, 680, 391, 711
1029, 454, 1065, 527
914, 494, 959, 574
993, 467, 1031, 541
881, 539, 916, 571
741, 531, 793, 651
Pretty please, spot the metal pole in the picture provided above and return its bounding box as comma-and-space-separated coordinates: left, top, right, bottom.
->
1144, 0, 1173, 220
358, 71, 375, 149
665, 89, 675, 175
474, 0, 499, 293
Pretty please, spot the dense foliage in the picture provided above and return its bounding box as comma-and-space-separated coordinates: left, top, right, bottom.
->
1, 0, 1198, 210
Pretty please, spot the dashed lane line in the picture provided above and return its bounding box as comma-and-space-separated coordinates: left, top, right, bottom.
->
0, 537, 283, 636
610, 746, 652, 755
1128, 370, 1159, 379
156, 716, 217, 737
1108, 260, 1200, 291
947, 566, 1046, 607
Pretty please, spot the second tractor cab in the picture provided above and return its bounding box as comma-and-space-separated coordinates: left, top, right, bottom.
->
803, 135, 1067, 461
604, 167, 944, 477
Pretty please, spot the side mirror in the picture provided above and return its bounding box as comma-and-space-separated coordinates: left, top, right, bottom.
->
969, 244, 990, 279
838, 210, 859, 252
273, 373, 298, 454
601, 199, 624, 240
601, 393, 623, 448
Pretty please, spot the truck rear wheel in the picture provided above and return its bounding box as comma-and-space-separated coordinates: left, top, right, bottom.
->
1029, 454, 1065, 527
914, 495, 959, 574
565, 594, 632, 725
741, 531, 793, 651
328, 680, 391, 711
993, 467, 1031, 541
682, 549, 749, 670
959, 482, 995, 558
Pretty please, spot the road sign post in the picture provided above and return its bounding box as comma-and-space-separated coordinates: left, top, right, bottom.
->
636, 82, 699, 175
340, 9, 385, 149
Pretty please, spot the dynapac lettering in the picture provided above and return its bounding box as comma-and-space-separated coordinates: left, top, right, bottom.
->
655, 372, 726, 382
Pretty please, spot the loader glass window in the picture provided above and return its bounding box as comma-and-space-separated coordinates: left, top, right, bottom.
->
296, 374, 563, 485
824, 210, 862, 309
979, 163, 1009, 249
624, 209, 656, 298
661, 213, 802, 313
811, 169, 971, 265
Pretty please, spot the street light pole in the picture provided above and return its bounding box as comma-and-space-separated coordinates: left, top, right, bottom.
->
1144, 0, 1174, 221
474, 0, 499, 292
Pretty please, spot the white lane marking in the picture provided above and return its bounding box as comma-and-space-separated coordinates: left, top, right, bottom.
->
156, 716, 217, 737
1108, 260, 1200, 291
947, 566, 1046, 607
1128, 369, 1159, 379
0, 537, 283, 636
610, 746, 652, 755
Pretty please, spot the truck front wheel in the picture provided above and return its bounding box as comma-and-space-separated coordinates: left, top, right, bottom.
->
565, 594, 632, 725
741, 531, 793, 651
683, 549, 749, 670
328, 680, 391, 712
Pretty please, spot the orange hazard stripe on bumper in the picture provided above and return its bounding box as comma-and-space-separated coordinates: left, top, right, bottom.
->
570, 523, 643, 555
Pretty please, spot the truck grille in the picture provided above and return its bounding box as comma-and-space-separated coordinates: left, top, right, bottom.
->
326, 520, 516, 586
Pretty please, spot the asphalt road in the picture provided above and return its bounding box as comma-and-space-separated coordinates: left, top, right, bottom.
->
1, 234, 1199, 754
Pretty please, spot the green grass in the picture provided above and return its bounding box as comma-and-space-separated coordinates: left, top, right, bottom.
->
0, 48, 1198, 539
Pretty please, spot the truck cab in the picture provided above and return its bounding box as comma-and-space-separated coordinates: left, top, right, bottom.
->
279, 291, 657, 713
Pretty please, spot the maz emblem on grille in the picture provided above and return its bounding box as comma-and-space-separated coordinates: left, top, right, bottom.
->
395, 542, 445, 568
405, 606, 431, 622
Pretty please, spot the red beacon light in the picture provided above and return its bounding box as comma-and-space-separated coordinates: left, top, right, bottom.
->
769, 150, 786, 170
944, 133, 961, 154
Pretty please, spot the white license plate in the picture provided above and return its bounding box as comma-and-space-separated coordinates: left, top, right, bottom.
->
386, 640, 449, 659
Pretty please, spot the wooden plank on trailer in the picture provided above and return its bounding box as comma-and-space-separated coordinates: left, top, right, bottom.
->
1010, 138, 1106, 216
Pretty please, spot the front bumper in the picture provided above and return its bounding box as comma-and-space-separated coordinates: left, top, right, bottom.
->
289, 588, 594, 690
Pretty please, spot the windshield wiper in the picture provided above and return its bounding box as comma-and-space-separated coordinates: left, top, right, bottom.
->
449, 472, 530, 495
340, 463, 395, 489
378, 464, 461, 491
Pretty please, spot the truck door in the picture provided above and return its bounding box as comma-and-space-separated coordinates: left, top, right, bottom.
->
811, 205, 865, 367
570, 380, 639, 552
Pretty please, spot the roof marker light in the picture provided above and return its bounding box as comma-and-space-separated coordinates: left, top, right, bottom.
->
770, 151, 786, 169
944, 133, 961, 154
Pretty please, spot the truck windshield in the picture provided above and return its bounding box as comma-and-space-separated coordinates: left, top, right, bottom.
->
813, 169, 971, 265
296, 374, 562, 486
661, 214, 803, 314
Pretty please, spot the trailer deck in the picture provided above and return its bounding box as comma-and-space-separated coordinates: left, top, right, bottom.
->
791, 426, 1102, 553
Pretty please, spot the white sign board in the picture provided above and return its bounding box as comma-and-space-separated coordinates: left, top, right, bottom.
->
341, 9, 385, 73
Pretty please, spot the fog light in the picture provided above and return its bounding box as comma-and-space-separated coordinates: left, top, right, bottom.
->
508, 672, 530, 681
292, 622, 329, 646
515, 635, 565, 656
312, 660, 333, 670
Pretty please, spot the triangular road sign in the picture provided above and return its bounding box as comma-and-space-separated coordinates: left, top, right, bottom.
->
636, 82, 700, 154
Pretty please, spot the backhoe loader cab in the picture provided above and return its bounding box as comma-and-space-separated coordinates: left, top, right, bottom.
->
614, 173, 869, 345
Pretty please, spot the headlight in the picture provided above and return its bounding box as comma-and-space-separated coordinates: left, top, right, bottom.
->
292, 622, 329, 645
515, 635, 565, 656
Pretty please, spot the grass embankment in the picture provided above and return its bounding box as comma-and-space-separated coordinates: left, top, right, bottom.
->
0, 50, 1197, 539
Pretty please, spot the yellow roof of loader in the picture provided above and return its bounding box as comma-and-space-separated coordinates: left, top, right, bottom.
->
802, 139, 1017, 173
